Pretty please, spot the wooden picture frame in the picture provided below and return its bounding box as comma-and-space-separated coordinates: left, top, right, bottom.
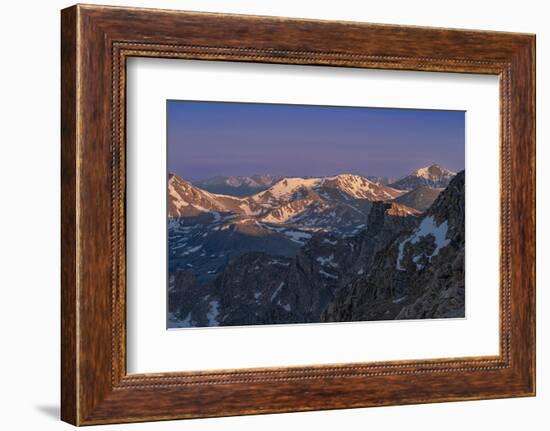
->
61, 4, 535, 425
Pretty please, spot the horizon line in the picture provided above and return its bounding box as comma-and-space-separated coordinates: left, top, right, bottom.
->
168, 163, 463, 183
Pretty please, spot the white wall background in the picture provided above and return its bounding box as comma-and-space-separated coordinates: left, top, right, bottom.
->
0, 1, 546, 429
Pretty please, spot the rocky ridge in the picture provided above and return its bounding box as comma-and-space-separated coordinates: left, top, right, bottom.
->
169, 201, 419, 327
322, 171, 465, 322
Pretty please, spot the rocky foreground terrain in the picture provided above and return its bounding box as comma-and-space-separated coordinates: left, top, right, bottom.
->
167, 164, 464, 327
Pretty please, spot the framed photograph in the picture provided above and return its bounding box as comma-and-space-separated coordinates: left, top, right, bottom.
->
164, 100, 465, 330
61, 4, 535, 425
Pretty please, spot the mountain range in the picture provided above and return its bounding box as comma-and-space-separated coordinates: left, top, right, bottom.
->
167, 163, 463, 327
190, 164, 454, 197
194, 174, 281, 197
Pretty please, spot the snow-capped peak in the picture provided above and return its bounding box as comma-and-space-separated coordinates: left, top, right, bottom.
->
414, 164, 455, 180
252, 174, 404, 203
389, 164, 457, 191
254, 177, 321, 201
168, 173, 244, 217
320, 174, 404, 200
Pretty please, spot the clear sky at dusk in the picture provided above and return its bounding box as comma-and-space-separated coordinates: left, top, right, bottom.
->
167, 100, 465, 181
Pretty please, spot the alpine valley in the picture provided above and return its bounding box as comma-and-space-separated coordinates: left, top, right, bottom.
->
167, 164, 464, 328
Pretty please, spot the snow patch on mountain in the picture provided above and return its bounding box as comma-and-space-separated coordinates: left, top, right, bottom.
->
284, 230, 313, 243
270, 282, 285, 301
168, 311, 192, 328
254, 177, 320, 201
396, 216, 450, 270
206, 300, 220, 326
316, 254, 338, 268
319, 269, 338, 279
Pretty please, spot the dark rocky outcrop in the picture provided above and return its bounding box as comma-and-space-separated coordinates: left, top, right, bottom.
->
168, 200, 419, 327
322, 171, 465, 322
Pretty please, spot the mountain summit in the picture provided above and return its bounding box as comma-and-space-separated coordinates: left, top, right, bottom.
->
389, 164, 456, 191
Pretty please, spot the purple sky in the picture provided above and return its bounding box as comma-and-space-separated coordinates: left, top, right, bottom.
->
167, 100, 465, 181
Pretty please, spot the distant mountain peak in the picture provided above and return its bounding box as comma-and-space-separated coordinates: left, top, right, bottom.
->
413, 164, 455, 179
390, 164, 457, 191
193, 174, 281, 197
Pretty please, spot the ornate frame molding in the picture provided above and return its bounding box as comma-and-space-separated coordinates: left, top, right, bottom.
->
61, 5, 535, 425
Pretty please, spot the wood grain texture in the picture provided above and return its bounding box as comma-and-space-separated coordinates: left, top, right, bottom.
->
60, 5, 78, 425
60, 4, 536, 425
